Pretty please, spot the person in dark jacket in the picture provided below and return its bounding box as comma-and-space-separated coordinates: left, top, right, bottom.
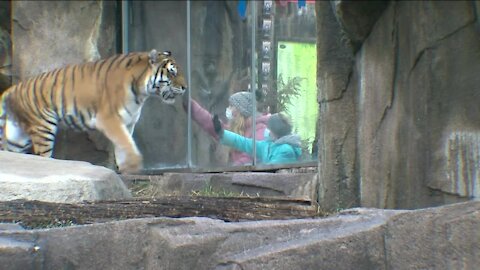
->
213, 112, 302, 164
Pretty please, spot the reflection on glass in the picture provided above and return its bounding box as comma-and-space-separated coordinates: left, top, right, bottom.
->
262, 19, 272, 36
262, 40, 271, 58
259, 0, 318, 164
126, 1, 189, 170
262, 62, 271, 77
263, 0, 273, 15
126, 0, 318, 170
186, 1, 256, 168
218, 112, 303, 165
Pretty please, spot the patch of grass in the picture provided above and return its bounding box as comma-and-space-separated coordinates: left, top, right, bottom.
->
190, 185, 253, 198
129, 179, 254, 198
129, 180, 159, 198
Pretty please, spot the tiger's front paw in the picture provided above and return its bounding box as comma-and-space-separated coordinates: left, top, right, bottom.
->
118, 153, 143, 174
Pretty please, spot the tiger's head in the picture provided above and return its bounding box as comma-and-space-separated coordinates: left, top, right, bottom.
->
147, 49, 187, 104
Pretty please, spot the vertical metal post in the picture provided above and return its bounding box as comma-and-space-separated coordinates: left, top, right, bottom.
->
186, 0, 192, 168
121, 0, 129, 54
250, 1, 257, 166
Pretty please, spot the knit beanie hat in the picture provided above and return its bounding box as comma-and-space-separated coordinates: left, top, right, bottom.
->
229, 91, 254, 117
267, 113, 292, 138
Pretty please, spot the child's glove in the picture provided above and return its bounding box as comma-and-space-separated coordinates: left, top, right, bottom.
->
182, 88, 189, 108
213, 114, 224, 137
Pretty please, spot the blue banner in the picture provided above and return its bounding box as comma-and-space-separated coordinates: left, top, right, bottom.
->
238, 0, 247, 20
298, 0, 306, 8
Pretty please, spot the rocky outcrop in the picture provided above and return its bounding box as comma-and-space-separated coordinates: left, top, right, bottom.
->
10, 1, 119, 169
0, 1, 11, 93
0, 151, 132, 203
357, 1, 480, 208
318, 0, 480, 209
331, 0, 389, 52
315, 1, 358, 210
12, 1, 104, 79
0, 201, 477, 269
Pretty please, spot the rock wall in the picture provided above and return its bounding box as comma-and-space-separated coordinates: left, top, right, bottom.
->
317, 0, 480, 209
0, 201, 478, 269
0, 1, 11, 93
10, 1, 120, 169
315, 1, 358, 211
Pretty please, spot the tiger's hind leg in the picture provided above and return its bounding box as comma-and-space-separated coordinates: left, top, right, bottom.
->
28, 121, 58, 157
96, 115, 142, 174
4, 117, 32, 153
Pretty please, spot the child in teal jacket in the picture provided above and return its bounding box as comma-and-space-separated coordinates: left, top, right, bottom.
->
213, 113, 302, 164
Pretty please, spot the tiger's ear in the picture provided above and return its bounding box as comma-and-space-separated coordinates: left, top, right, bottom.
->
162, 51, 172, 57
149, 49, 159, 64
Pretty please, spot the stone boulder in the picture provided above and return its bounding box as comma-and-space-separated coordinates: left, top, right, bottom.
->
0, 201, 478, 269
0, 151, 132, 203
331, 0, 390, 52
317, 0, 480, 210
385, 201, 480, 269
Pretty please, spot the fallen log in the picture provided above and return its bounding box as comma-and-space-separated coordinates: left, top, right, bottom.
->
0, 196, 320, 228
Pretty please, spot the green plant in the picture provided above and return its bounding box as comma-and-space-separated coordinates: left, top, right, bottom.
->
274, 74, 304, 113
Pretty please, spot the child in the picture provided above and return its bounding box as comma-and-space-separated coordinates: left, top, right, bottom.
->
184, 91, 270, 165
213, 113, 302, 164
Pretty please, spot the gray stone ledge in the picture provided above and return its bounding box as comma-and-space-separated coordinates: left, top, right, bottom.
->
0, 201, 477, 270
0, 151, 132, 203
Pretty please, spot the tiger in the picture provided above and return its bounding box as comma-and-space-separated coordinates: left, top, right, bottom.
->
0, 49, 187, 173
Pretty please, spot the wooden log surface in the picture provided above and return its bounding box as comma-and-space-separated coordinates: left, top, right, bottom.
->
0, 196, 320, 227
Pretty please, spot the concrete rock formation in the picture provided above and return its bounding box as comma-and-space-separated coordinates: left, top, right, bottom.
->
10, 1, 119, 169
317, 0, 480, 209
0, 151, 132, 203
0, 201, 477, 269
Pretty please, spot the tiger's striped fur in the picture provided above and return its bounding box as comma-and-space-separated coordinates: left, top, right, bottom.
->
0, 49, 186, 173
